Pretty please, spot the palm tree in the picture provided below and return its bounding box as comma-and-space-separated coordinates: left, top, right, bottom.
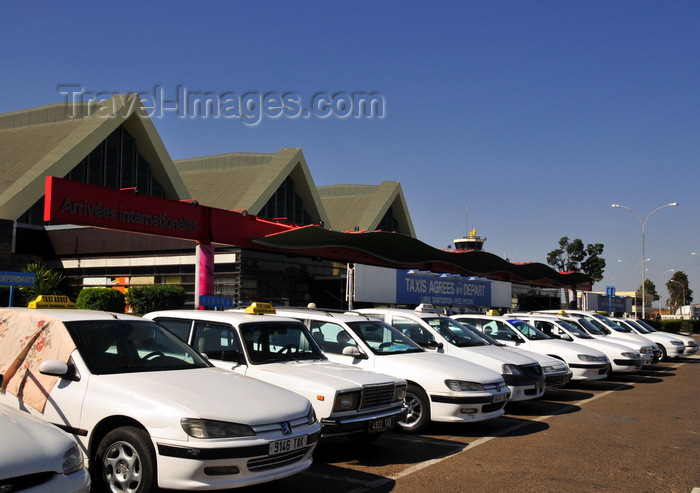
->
18, 262, 67, 302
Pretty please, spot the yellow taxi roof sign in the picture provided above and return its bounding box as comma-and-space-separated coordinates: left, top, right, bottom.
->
245, 302, 276, 314
27, 295, 76, 309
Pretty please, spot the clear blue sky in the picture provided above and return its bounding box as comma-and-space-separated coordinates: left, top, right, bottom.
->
2, 1, 698, 302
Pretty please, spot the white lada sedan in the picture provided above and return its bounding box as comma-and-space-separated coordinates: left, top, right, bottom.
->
145, 304, 407, 443
269, 308, 511, 434
453, 314, 614, 380
0, 308, 320, 493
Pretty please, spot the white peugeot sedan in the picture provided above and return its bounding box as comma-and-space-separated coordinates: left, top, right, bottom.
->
354, 304, 571, 400
610, 318, 686, 361
630, 318, 699, 357
0, 399, 91, 493
511, 313, 648, 375
453, 314, 614, 380
145, 304, 407, 443
270, 307, 511, 434
538, 310, 659, 364
0, 308, 320, 493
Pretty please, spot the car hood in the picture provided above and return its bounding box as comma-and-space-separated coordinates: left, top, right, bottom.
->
371, 351, 505, 385
244, 360, 402, 391
93, 367, 311, 425
574, 337, 638, 354
448, 344, 539, 368
0, 405, 75, 478
500, 347, 567, 368
526, 339, 607, 359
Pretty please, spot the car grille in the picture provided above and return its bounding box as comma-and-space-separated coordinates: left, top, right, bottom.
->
359, 383, 396, 409
521, 363, 543, 377
0, 472, 55, 490
247, 448, 312, 472
483, 382, 509, 393
482, 401, 506, 413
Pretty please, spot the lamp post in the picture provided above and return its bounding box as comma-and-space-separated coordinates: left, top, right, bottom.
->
611, 202, 678, 318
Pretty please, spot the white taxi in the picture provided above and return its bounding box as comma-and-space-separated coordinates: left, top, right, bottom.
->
453, 314, 615, 380
0, 399, 91, 493
355, 304, 559, 401
145, 304, 407, 443
0, 308, 320, 493
269, 307, 511, 434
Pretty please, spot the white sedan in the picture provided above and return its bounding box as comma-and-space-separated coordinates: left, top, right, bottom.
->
0, 308, 320, 493
0, 401, 91, 493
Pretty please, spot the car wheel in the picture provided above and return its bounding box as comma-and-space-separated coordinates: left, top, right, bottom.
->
95, 426, 157, 493
658, 345, 667, 362
397, 384, 430, 434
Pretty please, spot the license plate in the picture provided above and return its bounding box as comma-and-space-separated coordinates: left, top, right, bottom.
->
269, 435, 307, 456
493, 392, 509, 403
368, 417, 394, 432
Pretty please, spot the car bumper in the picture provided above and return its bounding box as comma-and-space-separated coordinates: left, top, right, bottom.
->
8, 467, 92, 493
544, 370, 573, 390
568, 363, 610, 380
611, 358, 643, 372
320, 406, 407, 437
154, 430, 320, 490
429, 391, 509, 422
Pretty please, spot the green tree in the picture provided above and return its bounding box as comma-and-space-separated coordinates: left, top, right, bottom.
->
636, 279, 659, 313
546, 237, 606, 280
666, 271, 693, 314
18, 262, 67, 303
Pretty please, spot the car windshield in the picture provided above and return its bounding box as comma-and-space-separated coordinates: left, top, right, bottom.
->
580, 316, 611, 334
624, 320, 649, 333
575, 318, 606, 335
608, 322, 633, 333
557, 319, 593, 339
453, 319, 505, 346
346, 320, 423, 355
422, 316, 488, 347
239, 321, 325, 364
480, 320, 522, 342
66, 319, 209, 375
633, 319, 658, 332
509, 320, 551, 340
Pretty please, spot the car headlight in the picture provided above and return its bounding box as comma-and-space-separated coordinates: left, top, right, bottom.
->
181, 418, 255, 438
621, 352, 640, 359
502, 364, 524, 376
445, 380, 485, 392
307, 405, 317, 425
542, 364, 567, 374
394, 384, 407, 402
577, 354, 605, 362
62, 444, 84, 475
670, 341, 684, 346
333, 391, 361, 412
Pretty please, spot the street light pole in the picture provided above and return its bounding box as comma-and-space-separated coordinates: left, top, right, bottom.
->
611, 202, 678, 318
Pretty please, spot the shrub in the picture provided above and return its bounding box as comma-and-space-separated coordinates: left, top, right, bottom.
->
76, 288, 126, 313
126, 285, 186, 315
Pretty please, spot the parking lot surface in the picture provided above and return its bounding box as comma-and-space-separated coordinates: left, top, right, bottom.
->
172, 338, 700, 493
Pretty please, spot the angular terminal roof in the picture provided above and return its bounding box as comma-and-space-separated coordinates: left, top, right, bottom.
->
0, 94, 189, 220
174, 148, 330, 226
317, 182, 416, 236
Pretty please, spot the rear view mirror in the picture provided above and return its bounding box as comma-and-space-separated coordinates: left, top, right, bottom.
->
342, 346, 368, 359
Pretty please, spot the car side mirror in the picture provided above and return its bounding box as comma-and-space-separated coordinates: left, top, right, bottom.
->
557, 330, 572, 341
39, 360, 80, 381
342, 346, 368, 359
424, 340, 444, 349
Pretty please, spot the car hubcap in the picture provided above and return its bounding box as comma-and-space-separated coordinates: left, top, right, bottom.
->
104, 441, 142, 493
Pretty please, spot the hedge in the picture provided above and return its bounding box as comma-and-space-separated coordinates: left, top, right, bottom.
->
126, 284, 186, 315
75, 288, 126, 313
644, 319, 700, 334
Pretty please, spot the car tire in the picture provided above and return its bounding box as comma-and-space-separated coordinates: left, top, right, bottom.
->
94, 426, 157, 493
658, 345, 667, 362
397, 383, 430, 434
